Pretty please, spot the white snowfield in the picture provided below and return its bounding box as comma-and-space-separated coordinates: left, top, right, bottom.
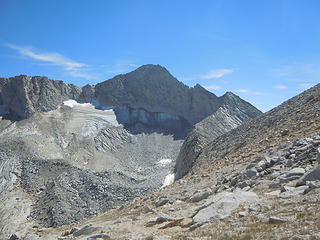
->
63, 99, 95, 108
157, 158, 172, 166
61, 100, 121, 136
161, 173, 175, 188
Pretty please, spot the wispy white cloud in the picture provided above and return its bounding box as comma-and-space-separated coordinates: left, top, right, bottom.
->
201, 68, 234, 79
178, 77, 194, 82
273, 64, 320, 79
179, 68, 234, 82
272, 63, 320, 92
7, 43, 97, 80
204, 85, 221, 90
275, 85, 287, 89
104, 61, 138, 75
299, 83, 314, 90
252, 91, 266, 96
235, 88, 267, 96
235, 88, 249, 93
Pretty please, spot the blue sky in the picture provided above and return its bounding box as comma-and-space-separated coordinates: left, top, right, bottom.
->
0, 0, 319, 112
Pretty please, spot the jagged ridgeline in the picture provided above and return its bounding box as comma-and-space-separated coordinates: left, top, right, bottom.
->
0, 64, 261, 138
0, 64, 261, 237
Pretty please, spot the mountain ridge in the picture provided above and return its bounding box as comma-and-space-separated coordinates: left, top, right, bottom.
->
174, 89, 259, 179
0, 64, 261, 125
175, 82, 320, 179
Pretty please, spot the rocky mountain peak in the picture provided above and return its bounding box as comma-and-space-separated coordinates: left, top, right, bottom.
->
113, 64, 177, 86
222, 91, 236, 98
133, 64, 168, 74
0, 65, 261, 138
192, 83, 216, 95
94, 65, 260, 128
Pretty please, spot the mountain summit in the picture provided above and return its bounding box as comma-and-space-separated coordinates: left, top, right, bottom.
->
95, 65, 261, 125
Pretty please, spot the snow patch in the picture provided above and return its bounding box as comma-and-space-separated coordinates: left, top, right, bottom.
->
62, 100, 120, 128
63, 100, 94, 108
161, 173, 175, 188
157, 158, 172, 166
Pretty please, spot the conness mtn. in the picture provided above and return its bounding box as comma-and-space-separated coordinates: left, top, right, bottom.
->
0, 64, 261, 138
0, 64, 262, 239
3, 64, 320, 240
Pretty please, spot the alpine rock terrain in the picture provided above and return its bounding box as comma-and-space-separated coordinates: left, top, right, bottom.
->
0, 64, 261, 240
29, 81, 320, 240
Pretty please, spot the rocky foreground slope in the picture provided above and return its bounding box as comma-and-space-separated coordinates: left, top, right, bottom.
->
23, 83, 320, 240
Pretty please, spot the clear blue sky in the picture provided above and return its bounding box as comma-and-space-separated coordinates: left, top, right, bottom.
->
0, 0, 319, 112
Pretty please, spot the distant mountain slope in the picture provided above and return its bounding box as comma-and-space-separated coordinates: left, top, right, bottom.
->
175, 92, 261, 179
175, 83, 320, 178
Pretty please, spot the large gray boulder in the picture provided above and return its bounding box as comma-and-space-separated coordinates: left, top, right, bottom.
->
297, 165, 320, 185
192, 190, 258, 227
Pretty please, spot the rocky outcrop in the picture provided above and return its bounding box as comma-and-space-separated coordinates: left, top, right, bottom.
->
191, 190, 258, 229
0, 75, 81, 120
215, 134, 320, 194
27, 158, 149, 227
175, 91, 261, 179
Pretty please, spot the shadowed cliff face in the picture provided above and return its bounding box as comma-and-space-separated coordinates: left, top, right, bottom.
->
113, 106, 191, 139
